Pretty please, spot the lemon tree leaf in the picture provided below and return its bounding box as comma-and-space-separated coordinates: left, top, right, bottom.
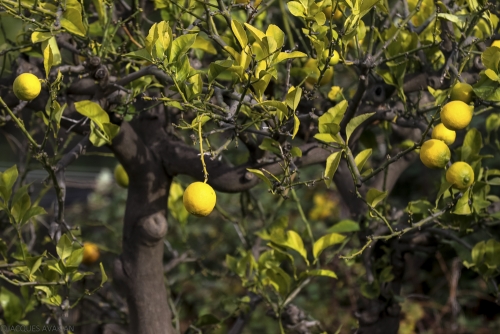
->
313, 233, 346, 261
192, 36, 217, 54
0, 165, 19, 202
286, 86, 302, 111
246, 168, 272, 189
461, 128, 482, 163
288, 1, 306, 17
56, 235, 73, 261
327, 219, 360, 233
266, 24, 284, 52
208, 60, 233, 83
169, 33, 196, 63
43, 42, 53, 78
31, 31, 53, 43
272, 230, 308, 265
354, 148, 372, 171
293, 115, 300, 139
61, 8, 87, 37
453, 189, 472, 215
273, 51, 307, 65
346, 112, 375, 144
99, 262, 107, 286
304, 269, 337, 279
324, 151, 342, 188
366, 188, 387, 207
244, 23, 265, 43
124, 48, 153, 62
231, 20, 248, 49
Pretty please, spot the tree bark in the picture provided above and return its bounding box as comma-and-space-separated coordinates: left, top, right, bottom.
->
111, 121, 175, 334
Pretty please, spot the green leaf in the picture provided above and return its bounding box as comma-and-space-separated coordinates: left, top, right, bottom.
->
0, 287, 23, 325
274, 51, 307, 65
453, 189, 471, 215
346, 113, 375, 144
56, 235, 73, 261
124, 48, 153, 62
169, 33, 196, 63
482, 47, 500, 72
99, 262, 107, 286
61, 8, 87, 37
313, 233, 346, 260
288, 1, 306, 17
259, 100, 289, 119
461, 128, 482, 163
208, 60, 233, 83
231, 20, 248, 49
244, 23, 266, 43
324, 151, 342, 188
379, 266, 395, 282
43, 39, 53, 78
366, 188, 387, 207
272, 230, 309, 265
66, 247, 83, 267
265, 267, 291, 295
354, 148, 372, 171
266, 24, 284, 52
360, 281, 380, 299
31, 31, 53, 43
292, 115, 300, 139
0, 165, 18, 202
327, 219, 360, 233
11, 185, 31, 225
246, 168, 273, 189
286, 86, 302, 111
326, 100, 348, 124
192, 35, 217, 55
259, 137, 281, 155
195, 314, 220, 327
74, 100, 119, 146
314, 133, 341, 143
406, 200, 433, 215
304, 269, 337, 279
20, 206, 46, 226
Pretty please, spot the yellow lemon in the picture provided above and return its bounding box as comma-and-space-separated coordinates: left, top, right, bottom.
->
431, 123, 456, 145
419, 139, 451, 169
332, 8, 343, 20
446, 161, 474, 190
492, 40, 500, 48
82, 242, 100, 265
323, 6, 333, 19
440, 101, 473, 131
13, 73, 41, 101
323, 49, 340, 66
450, 82, 474, 104
183, 182, 216, 217
114, 164, 129, 188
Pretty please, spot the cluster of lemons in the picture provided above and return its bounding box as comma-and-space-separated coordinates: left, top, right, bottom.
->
114, 164, 216, 217
419, 82, 475, 190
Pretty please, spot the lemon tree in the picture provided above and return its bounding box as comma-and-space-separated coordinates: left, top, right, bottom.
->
0, 0, 499, 333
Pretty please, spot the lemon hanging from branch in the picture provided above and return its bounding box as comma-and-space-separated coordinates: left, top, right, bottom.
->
13, 73, 42, 101
182, 114, 216, 217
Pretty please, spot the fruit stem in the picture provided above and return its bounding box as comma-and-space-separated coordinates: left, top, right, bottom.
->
198, 114, 209, 183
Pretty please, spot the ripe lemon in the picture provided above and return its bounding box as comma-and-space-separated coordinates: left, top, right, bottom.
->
450, 82, 474, 104
431, 123, 456, 145
419, 139, 451, 169
114, 164, 129, 188
323, 49, 340, 66
440, 101, 473, 131
183, 182, 216, 217
446, 161, 474, 190
492, 40, 500, 48
82, 242, 100, 265
13, 73, 41, 101
323, 6, 333, 19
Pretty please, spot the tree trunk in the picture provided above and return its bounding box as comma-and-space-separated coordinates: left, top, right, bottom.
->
111, 121, 175, 333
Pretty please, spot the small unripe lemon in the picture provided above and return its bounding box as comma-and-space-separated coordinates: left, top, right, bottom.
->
332, 8, 343, 20
183, 182, 216, 217
304, 58, 334, 87
491, 40, 500, 48
13, 73, 41, 101
419, 139, 451, 169
446, 161, 474, 190
440, 101, 473, 131
450, 82, 474, 104
323, 50, 340, 66
82, 242, 100, 265
431, 123, 456, 145
114, 164, 129, 188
